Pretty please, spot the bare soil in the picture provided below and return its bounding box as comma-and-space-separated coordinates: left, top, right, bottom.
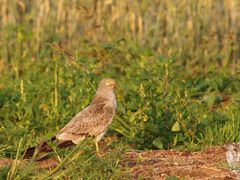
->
1, 146, 240, 179
121, 146, 240, 179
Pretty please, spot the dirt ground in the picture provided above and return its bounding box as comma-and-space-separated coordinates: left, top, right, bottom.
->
121, 146, 240, 179
1, 146, 240, 179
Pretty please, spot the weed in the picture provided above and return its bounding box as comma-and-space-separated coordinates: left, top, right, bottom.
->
0, 1, 240, 179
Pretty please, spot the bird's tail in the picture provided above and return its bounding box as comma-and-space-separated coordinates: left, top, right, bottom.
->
23, 137, 74, 159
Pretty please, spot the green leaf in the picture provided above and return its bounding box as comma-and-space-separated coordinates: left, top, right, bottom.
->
166, 176, 180, 180
203, 94, 216, 107
152, 137, 163, 149
172, 121, 181, 132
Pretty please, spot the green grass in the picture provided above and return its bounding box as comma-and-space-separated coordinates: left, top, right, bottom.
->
0, 40, 239, 179
0, 0, 240, 179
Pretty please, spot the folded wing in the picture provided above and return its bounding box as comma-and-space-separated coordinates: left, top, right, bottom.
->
56, 102, 115, 144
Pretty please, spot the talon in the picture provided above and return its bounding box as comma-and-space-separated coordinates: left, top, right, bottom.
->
97, 152, 105, 157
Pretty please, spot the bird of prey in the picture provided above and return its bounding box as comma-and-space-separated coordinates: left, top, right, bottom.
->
24, 78, 117, 158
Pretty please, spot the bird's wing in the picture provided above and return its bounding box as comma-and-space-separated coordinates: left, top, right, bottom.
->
56, 100, 115, 143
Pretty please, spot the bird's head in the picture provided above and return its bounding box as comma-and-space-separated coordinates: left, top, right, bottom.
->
92, 78, 117, 105
97, 78, 117, 91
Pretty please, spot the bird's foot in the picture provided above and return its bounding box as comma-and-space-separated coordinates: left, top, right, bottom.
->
96, 151, 105, 157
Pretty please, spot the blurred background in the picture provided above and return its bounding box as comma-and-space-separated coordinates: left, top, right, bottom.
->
1, 0, 240, 68
0, 0, 240, 155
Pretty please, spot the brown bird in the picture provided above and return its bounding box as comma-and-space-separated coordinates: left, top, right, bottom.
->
24, 78, 117, 158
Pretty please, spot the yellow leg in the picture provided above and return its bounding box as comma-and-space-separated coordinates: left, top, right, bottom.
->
95, 141, 104, 157
95, 141, 99, 154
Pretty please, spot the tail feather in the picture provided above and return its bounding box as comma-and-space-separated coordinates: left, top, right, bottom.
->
23, 137, 74, 159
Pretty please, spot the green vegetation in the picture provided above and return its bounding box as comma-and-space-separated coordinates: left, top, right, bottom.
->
0, 0, 240, 179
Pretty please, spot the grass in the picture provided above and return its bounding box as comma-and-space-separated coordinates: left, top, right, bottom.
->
0, 0, 240, 179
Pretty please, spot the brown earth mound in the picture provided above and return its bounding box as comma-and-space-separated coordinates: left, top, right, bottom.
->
1, 146, 239, 179
121, 146, 240, 179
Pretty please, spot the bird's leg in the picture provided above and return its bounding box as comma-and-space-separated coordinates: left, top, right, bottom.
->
95, 141, 99, 154
95, 141, 104, 157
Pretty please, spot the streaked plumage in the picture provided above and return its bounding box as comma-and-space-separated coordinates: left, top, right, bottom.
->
225, 143, 240, 169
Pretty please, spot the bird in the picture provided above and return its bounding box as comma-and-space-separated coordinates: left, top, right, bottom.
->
225, 143, 238, 168
237, 142, 240, 162
24, 78, 117, 158
225, 143, 240, 170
